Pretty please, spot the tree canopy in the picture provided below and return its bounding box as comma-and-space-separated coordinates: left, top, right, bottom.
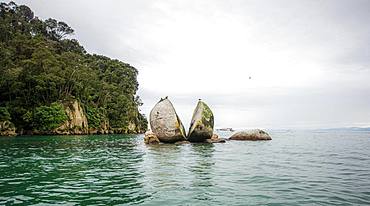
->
0, 2, 147, 133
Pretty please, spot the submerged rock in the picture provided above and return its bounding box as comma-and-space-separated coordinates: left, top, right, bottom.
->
211, 133, 219, 140
144, 131, 160, 144
205, 138, 226, 143
149, 97, 186, 143
205, 133, 226, 143
229, 129, 272, 141
174, 140, 191, 145
187, 100, 214, 142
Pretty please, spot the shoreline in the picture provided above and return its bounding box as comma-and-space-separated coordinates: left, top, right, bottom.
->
0, 130, 145, 137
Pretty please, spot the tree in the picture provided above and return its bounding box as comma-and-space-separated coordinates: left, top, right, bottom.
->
32, 102, 68, 131
0, 107, 11, 121
0, 2, 147, 133
45, 18, 74, 40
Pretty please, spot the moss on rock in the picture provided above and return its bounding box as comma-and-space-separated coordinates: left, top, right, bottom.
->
187, 100, 214, 142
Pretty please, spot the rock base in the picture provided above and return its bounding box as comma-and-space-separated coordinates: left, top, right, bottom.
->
206, 138, 226, 143
144, 131, 160, 144
205, 133, 226, 143
174, 140, 191, 145
0, 121, 16, 136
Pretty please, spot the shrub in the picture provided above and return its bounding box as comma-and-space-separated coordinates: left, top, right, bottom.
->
0, 107, 11, 121
32, 102, 68, 131
86, 106, 104, 129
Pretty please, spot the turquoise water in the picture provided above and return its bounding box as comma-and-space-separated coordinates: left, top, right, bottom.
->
0, 130, 369, 205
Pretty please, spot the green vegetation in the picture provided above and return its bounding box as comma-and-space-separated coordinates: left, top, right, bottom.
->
31, 102, 68, 131
0, 107, 11, 121
86, 106, 104, 129
0, 2, 147, 133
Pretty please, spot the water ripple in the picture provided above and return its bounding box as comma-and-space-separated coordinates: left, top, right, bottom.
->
0, 132, 370, 205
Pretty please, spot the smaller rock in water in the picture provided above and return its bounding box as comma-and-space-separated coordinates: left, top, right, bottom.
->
211, 133, 219, 140
144, 131, 160, 144
206, 133, 226, 143
206, 138, 226, 143
229, 129, 272, 141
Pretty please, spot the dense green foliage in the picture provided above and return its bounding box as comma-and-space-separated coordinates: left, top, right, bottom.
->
0, 2, 147, 133
0, 107, 11, 121
31, 102, 68, 131
86, 106, 105, 129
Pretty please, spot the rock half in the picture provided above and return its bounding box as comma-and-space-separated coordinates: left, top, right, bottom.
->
187, 100, 214, 142
149, 97, 186, 143
229, 129, 272, 141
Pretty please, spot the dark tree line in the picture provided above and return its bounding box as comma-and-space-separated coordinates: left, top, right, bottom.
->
0, 2, 147, 133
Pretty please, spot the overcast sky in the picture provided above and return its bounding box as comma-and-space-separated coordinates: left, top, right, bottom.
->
13, 0, 370, 129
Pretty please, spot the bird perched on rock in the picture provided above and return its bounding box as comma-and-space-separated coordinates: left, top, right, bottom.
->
160, 96, 168, 101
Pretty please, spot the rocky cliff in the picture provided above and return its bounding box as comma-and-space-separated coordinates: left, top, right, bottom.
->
1, 99, 146, 136
55, 100, 89, 135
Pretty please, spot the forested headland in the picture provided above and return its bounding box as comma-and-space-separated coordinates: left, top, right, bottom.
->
0, 2, 148, 136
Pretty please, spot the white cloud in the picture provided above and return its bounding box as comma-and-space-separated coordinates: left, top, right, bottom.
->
14, 0, 370, 129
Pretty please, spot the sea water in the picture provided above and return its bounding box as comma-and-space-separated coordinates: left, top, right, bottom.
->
0, 130, 369, 205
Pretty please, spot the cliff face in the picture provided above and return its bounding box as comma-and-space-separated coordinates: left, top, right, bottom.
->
55, 100, 89, 135
55, 100, 144, 135
1, 99, 145, 136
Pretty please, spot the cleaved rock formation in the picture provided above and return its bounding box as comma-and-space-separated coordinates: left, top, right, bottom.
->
229, 129, 272, 141
149, 97, 186, 143
187, 100, 214, 142
145, 97, 273, 145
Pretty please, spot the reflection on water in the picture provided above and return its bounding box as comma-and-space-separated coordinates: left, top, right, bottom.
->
0, 131, 370, 205
189, 144, 215, 202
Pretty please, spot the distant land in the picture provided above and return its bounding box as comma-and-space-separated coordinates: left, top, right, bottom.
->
313, 127, 370, 132
215, 127, 370, 132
